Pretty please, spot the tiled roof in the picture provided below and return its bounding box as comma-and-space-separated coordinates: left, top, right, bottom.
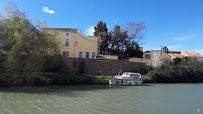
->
168, 53, 185, 58
168, 50, 181, 54
44, 28, 77, 32
143, 51, 151, 53
181, 51, 202, 57
168, 50, 181, 53
169, 50, 203, 58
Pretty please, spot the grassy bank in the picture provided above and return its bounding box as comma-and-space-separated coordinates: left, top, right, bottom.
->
0, 74, 109, 87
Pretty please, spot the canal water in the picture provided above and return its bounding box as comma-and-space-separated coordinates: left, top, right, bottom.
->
0, 84, 202, 114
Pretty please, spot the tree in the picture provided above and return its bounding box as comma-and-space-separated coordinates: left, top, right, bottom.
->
173, 57, 182, 65
111, 25, 128, 52
124, 46, 143, 58
0, 4, 61, 74
162, 46, 169, 52
94, 21, 110, 53
124, 22, 145, 48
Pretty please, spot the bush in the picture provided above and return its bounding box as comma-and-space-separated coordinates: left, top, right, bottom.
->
44, 54, 69, 73
0, 55, 6, 73
148, 63, 203, 83
79, 59, 86, 74
29, 76, 52, 86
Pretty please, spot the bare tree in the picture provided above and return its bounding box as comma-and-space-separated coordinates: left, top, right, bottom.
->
124, 22, 146, 47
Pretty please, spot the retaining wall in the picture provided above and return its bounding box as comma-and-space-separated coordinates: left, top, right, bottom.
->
64, 58, 147, 75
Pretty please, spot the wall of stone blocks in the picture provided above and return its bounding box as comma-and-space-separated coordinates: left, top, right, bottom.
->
64, 58, 147, 75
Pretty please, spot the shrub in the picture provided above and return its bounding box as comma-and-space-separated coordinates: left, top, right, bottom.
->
79, 59, 86, 74
148, 62, 203, 83
0, 55, 6, 73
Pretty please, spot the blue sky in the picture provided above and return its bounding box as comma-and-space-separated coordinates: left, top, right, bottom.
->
0, 0, 203, 54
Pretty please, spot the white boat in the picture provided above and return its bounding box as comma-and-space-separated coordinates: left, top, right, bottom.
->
109, 72, 142, 85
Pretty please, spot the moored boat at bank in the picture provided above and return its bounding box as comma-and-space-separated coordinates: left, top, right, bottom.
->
109, 72, 142, 85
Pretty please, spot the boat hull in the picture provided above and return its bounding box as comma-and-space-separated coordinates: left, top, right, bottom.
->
109, 78, 142, 85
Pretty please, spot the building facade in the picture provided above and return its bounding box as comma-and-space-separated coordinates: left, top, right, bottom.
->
45, 28, 99, 58
143, 50, 171, 67
130, 50, 171, 67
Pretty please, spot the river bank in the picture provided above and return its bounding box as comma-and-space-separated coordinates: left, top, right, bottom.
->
0, 74, 109, 87
1, 73, 202, 87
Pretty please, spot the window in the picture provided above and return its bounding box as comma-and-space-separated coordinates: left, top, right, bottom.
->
65, 39, 69, 46
62, 51, 69, 57
92, 52, 96, 58
145, 54, 151, 59
66, 32, 69, 36
86, 52, 89, 58
79, 51, 83, 58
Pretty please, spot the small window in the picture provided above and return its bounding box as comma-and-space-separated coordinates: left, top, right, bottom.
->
65, 39, 69, 46
86, 52, 89, 58
145, 54, 151, 59
92, 52, 96, 58
62, 51, 69, 57
79, 51, 83, 58
66, 32, 69, 36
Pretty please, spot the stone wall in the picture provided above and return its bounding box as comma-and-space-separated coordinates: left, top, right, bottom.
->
129, 58, 151, 65
99, 54, 118, 60
64, 58, 147, 75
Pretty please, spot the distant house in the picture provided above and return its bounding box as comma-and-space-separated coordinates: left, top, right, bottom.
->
167, 50, 185, 60
197, 57, 203, 63
45, 28, 99, 58
168, 50, 203, 63
130, 49, 203, 66
130, 50, 171, 67
143, 50, 171, 67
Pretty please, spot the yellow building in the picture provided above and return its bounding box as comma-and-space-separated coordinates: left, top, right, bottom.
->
45, 28, 99, 58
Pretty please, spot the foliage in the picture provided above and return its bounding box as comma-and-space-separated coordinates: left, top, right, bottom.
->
94, 21, 145, 60
79, 59, 86, 74
173, 57, 182, 65
0, 74, 52, 86
42, 74, 109, 85
94, 21, 110, 51
111, 25, 128, 50
148, 57, 203, 83
124, 46, 143, 58
0, 4, 61, 74
0, 55, 6, 73
43, 54, 69, 73
162, 46, 169, 52
94, 21, 146, 59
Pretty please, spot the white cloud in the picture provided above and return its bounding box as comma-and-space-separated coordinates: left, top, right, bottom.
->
42, 7, 55, 14
114, 20, 117, 23
107, 25, 109, 28
86, 26, 95, 36
172, 35, 195, 41
168, 45, 183, 50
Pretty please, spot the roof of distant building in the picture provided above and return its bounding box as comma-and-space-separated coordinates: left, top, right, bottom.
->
181, 51, 203, 57
168, 50, 203, 58
44, 28, 78, 32
168, 53, 185, 58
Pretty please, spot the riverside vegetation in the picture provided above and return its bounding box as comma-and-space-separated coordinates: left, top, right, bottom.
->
143, 57, 203, 83
0, 4, 144, 87
0, 4, 203, 87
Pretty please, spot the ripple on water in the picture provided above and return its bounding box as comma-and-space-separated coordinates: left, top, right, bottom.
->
0, 84, 203, 114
